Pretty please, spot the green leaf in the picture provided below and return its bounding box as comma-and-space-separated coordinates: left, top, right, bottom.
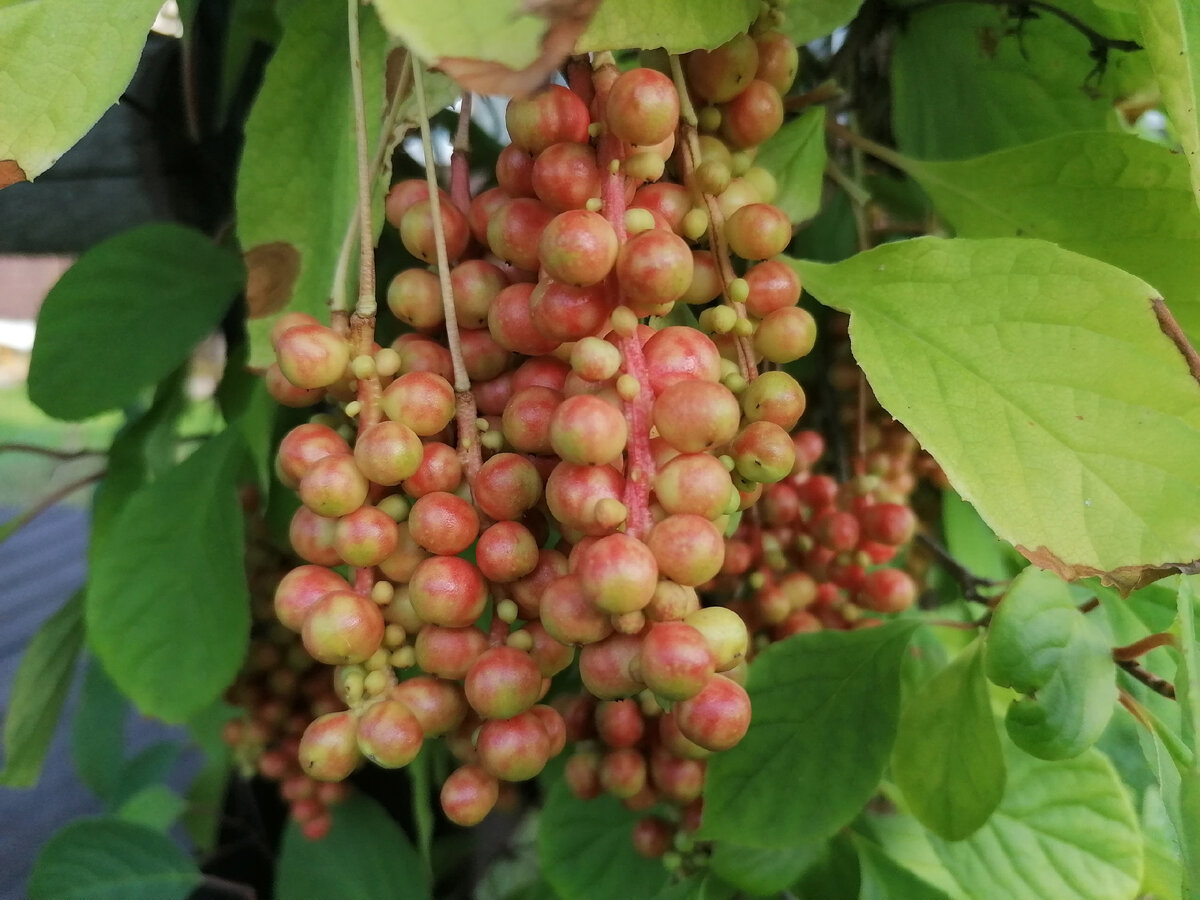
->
984, 567, 1116, 759
854, 835, 951, 900
0, 0, 164, 183
796, 238, 1200, 593
577, 0, 757, 54
86, 430, 250, 723
0, 591, 83, 787
700, 622, 916, 847
216, 346, 277, 490
28, 818, 201, 900
926, 743, 1143, 900
538, 779, 670, 900
238, 0, 386, 366
375, 0, 543, 69
900, 132, 1200, 345
277, 793, 430, 900
890, 1, 1149, 160
1175, 576, 1200, 895
755, 107, 827, 224
112, 742, 181, 809
182, 701, 237, 853
1136, 1, 1200, 209
115, 784, 186, 832
28, 224, 244, 420
941, 489, 1026, 583
793, 833, 862, 900
654, 875, 736, 900
71, 657, 127, 804
892, 638, 1006, 839
783, 0, 866, 45
1141, 786, 1184, 900
709, 840, 824, 896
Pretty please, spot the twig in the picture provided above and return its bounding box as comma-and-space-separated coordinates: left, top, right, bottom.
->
785, 80, 844, 111
200, 874, 257, 900
826, 119, 908, 170
412, 57, 483, 489
0, 443, 104, 460
892, 0, 1141, 57
1113, 632, 1177, 661
450, 93, 473, 214
0, 470, 105, 542
347, 0, 375, 318
1117, 659, 1176, 700
916, 531, 1003, 605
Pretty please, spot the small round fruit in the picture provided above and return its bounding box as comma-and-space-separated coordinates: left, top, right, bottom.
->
441, 764, 499, 826
674, 675, 751, 751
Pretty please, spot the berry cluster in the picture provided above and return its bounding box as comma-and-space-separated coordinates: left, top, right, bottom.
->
222, 552, 349, 840
713, 430, 920, 642
261, 12, 815, 838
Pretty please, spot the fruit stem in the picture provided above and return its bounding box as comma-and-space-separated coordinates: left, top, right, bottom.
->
412, 56, 482, 486
347, 0, 376, 319
589, 59, 655, 540
450, 93, 473, 214
1113, 632, 1178, 661
331, 58, 415, 315
667, 55, 756, 382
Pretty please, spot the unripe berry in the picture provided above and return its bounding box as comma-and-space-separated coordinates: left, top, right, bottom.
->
606, 68, 680, 146
647, 515, 726, 586
356, 699, 423, 768
754, 306, 818, 363
277, 424, 351, 488
353, 421, 423, 486
724, 203, 792, 260
441, 764, 500, 826
476, 711, 552, 781
579, 632, 645, 699
408, 556, 488, 627
652, 380, 741, 453
387, 268, 443, 331
299, 711, 361, 781
407, 491, 480, 556
274, 565, 351, 632
275, 325, 349, 390
505, 85, 590, 155
617, 229, 694, 310
640, 621, 715, 701
576, 532, 660, 614
684, 607, 748, 671
674, 675, 752, 751
414, 625, 488, 680
474, 453, 543, 521
740, 370, 806, 429
464, 647, 543, 720
687, 33, 760, 103
755, 31, 800, 95
730, 420, 797, 483
299, 454, 368, 517
302, 591, 385, 664
599, 747, 648, 798
533, 141, 602, 212
333, 505, 400, 567
549, 394, 628, 466
539, 210, 619, 286
642, 326, 722, 394
720, 80, 784, 148
540, 574, 615, 645
391, 677, 469, 737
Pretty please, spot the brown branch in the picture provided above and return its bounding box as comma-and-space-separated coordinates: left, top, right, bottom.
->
784, 80, 844, 111
0, 443, 104, 460
916, 531, 1004, 605
0, 470, 105, 541
1151, 297, 1200, 385
891, 0, 1141, 55
1117, 659, 1176, 700
1113, 632, 1177, 661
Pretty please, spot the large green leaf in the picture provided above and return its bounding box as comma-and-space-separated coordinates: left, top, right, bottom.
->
796, 238, 1200, 593
71, 658, 128, 805
890, 0, 1149, 160
985, 567, 1117, 759
854, 835, 951, 900
901, 132, 1200, 345
238, 0, 386, 366
783, 0, 865, 45
709, 840, 824, 896
941, 489, 1026, 583
0, 0, 164, 185
1136, 1, 1200, 208
538, 779, 670, 900
1175, 577, 1200, 895
277, 794, 430, 900
892, 639, 1006, 839
28, 224, 244, 420
28, 818, 201, 900
86, 430, 249, 723
755, 107, 827, 225
927, 744, 1143, 900
700, 622, 916, 847
376, 0, 545, 69
577, 0, 757, 54
0, 591, 83, 787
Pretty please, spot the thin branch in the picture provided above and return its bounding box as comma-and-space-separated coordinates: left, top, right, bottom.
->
199, 874, 257, 900
347, 0, 376, 318
0, 443, 105, 460
916, 531, 1004, 605
892, 0, 1141, 55
0, 470, 105, 542
1113, 632, 1178, 661
785, 80, 844, 111
1117, 659, 1176, 700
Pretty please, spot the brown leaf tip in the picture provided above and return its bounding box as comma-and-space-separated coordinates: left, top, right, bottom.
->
0, 160, 28, 190
1017, 544, 1200, 597
245, 242, 300, 318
